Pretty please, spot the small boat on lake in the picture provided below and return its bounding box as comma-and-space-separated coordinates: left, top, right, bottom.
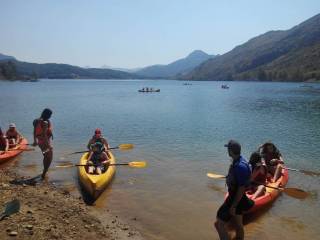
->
138, 88, 160, 93
221, 84, 229, 89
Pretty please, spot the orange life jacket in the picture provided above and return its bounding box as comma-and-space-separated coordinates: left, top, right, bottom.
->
6, 129, 18, 139
34, 119, 53, 139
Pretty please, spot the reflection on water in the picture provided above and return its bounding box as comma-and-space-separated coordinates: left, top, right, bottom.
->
0, 80, 320, 240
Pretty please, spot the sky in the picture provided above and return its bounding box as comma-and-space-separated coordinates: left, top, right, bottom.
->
1, 0, 320, 68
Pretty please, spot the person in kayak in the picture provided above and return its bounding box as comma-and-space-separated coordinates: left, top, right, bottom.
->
249, 152, 267, 199
32, 108, 53, 179
6, 123, 21, 146
259, 142, 284, 182
87, 128, 110, 151
87, 142, 110, 174
215, 140, 254, 240
0, 128, 9, 153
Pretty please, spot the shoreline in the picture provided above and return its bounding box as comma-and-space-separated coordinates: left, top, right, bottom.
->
0, 167, 144, 240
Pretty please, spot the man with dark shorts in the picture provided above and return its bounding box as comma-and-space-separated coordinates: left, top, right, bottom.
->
215, 140, 254, 240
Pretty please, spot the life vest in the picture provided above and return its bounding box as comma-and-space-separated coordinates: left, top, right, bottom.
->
6, 129, 18, 139
91, 152, 108, 165
33, 119, 53, 139
252, 164, 268, 183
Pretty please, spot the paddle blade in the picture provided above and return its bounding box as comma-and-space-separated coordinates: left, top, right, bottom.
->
3, 199, 20, 217
118, 144, 134, 150
300, 170, 320, 177
207, 173, 226, 179
128, 161, 147, 168
55, 164, 75, 168
283, 188, 309, 199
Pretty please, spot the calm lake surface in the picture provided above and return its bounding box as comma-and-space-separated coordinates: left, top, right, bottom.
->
1, 79, 320, 239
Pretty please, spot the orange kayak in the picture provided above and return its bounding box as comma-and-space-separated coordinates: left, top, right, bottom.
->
0, 137, 28, 163
246, 167, 289, 214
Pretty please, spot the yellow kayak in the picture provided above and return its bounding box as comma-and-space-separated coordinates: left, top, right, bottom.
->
78, 151, 116, 199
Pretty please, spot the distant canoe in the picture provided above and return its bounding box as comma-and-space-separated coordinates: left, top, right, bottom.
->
221, 85, 229, 89
138, 89, 160, 93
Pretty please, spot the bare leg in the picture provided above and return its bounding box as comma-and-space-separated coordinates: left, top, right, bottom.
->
88, 166, 94, 174
233, 215, 244, 240
273, 164, 283, 182
252, 185, 266, 199
42, 149, 53, 179
214, 219, 230, 240
96, 167, 102, 175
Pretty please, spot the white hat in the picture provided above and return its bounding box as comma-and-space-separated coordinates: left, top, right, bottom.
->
9, 123, 16, 128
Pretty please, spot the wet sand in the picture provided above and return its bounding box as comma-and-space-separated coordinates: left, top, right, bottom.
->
0, 167, 144, 240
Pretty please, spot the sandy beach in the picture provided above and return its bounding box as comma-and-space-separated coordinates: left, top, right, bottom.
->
0, 167, 144, 240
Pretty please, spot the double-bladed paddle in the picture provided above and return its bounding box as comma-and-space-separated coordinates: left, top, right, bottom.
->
56, 161, 147, 168
206, 172, 309, 199
68, 144, 134, 155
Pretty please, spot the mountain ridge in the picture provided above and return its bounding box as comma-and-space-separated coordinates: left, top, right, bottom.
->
182, 13, 320, 81
135, 50, 216, 78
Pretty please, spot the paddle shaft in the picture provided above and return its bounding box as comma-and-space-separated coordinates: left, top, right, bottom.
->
71, 147, 119, 155
76, 163, 128, 167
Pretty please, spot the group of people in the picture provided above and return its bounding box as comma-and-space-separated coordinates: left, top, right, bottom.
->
86, 128, 111, 174
2, 108, 286, 240
0, 123, 22, 152
2, 108, 111, 178
215, 140, 284, 240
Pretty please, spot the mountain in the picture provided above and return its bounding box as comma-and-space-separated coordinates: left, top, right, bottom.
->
183, 14, 320, 82
136, 50, 216, 78
0, 53, 15, 61
0, 59, 139, 81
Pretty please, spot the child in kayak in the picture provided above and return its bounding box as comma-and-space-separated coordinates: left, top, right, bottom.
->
6, 123, 21, 147
259, 142, 284, 182
87, 142, 110, 174
249, 152, 267, 199
0, 128, 9, 153
87, 128, 110, 152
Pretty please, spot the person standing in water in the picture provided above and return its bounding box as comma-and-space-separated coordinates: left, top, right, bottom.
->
32, 108, 53, 179
215, 140, 254, 240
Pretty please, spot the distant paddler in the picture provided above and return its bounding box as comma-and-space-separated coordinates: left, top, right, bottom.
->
32, 108, 53, 179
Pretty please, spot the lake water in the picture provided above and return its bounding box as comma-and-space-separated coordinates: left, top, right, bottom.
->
1, 79, 320, 239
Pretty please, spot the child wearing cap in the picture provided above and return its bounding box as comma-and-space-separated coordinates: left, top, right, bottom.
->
87, 142, 110, 174
6, 123, 21, 147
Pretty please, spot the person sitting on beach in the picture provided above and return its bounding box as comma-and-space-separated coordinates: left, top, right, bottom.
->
259, 142, 284, 182
87, 128, 110, 152
87, 142, 110, 174
249, 152, 267, 199
0, 128, 9, 153
6, 123, 21, 147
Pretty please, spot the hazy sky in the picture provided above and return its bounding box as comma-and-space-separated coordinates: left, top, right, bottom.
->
1, 0, 320, 68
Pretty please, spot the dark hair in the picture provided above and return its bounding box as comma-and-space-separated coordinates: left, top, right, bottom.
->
249, 152, 262, 169
261, 142, 281, 158
41, 108, 52, 120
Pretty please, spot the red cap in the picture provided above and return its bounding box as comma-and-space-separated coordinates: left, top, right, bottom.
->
95, 128, 102, 135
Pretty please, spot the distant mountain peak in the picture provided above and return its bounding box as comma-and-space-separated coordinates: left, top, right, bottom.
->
0, 53, 16, 61
187, 50, 209, 58
135, 50, 216, 78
